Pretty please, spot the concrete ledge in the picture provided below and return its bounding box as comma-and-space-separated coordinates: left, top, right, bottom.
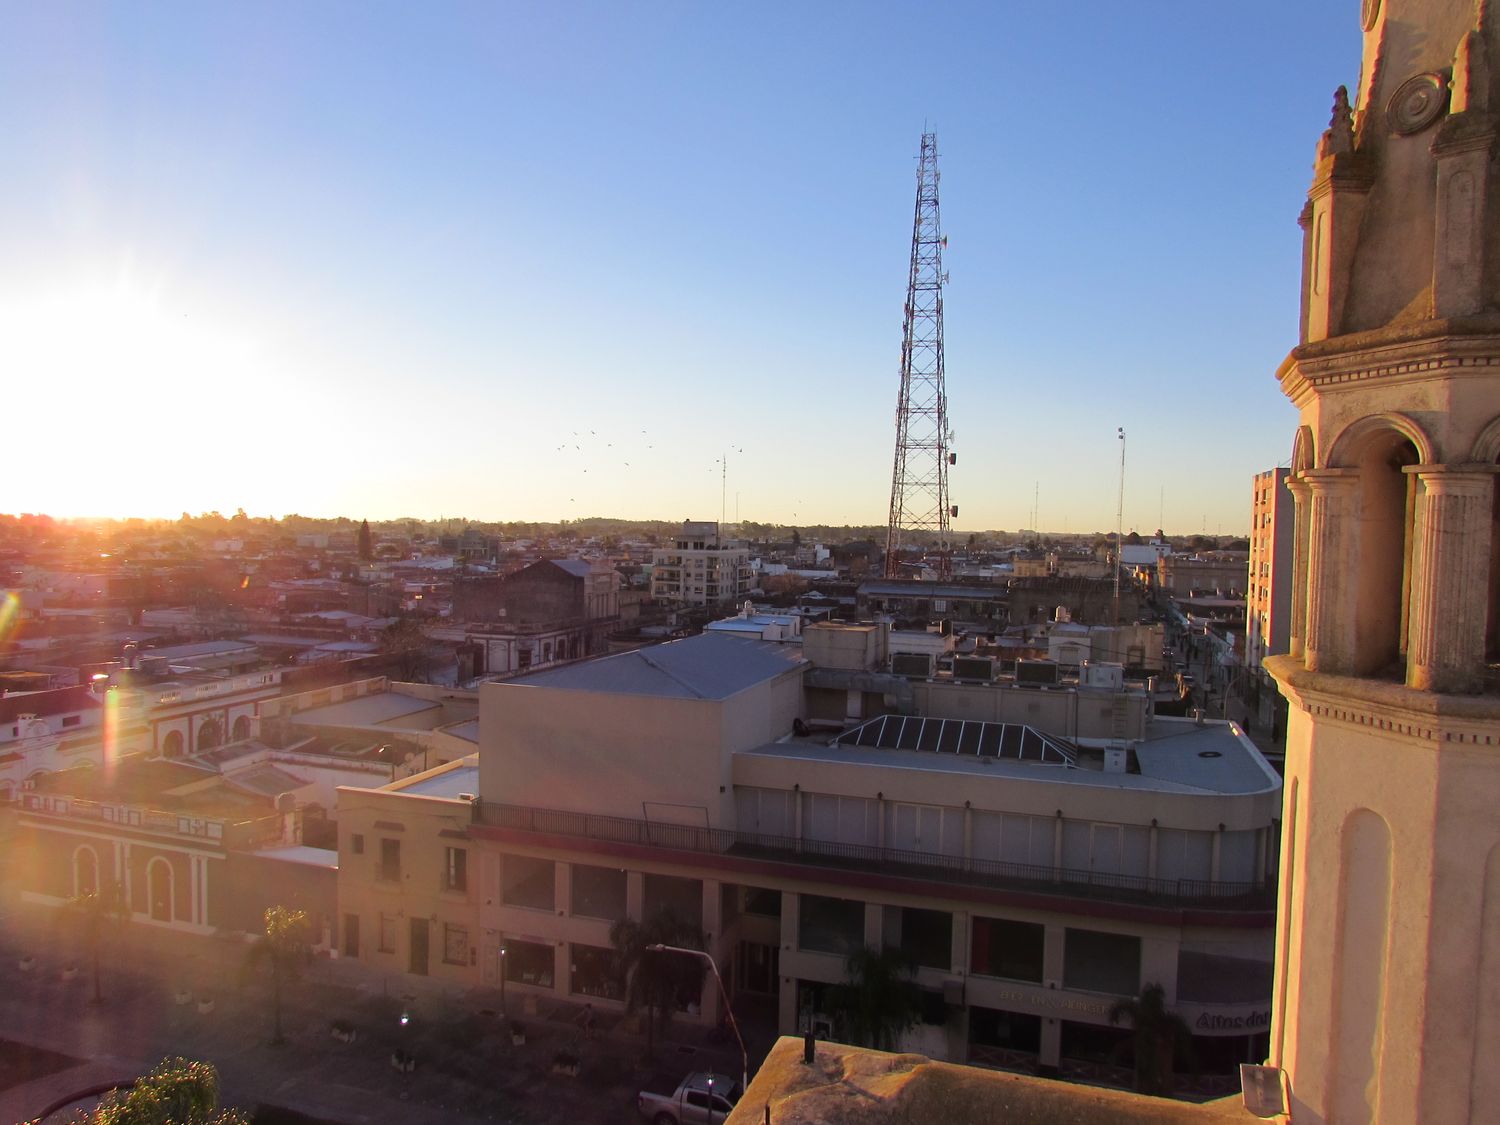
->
727, 1037, 1259, 1125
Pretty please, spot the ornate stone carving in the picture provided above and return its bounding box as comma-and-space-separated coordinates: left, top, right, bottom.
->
1387, 72, 1450, 135
1324, 86, 1355, 156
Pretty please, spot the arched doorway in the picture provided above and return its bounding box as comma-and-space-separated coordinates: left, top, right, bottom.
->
74, 846, 99, 897
231, 715, 251, 742
161, 730, 185, 759
196, 718, 224, 753
147, 858, 174, 923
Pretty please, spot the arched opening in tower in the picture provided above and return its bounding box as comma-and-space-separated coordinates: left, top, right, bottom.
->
1351, 432, 1419, 678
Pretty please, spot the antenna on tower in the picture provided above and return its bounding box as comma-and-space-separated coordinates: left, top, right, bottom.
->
884, 132, 954, 579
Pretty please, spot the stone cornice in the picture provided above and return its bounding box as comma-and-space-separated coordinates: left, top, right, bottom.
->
1279, 323, 1500, 400
1266, 655, 1500, 746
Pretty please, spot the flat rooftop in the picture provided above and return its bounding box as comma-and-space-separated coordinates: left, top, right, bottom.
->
391, 757, 480, 799
510, 633, 806, 700
739, 716, 1277, 797
290, 692, 443, 727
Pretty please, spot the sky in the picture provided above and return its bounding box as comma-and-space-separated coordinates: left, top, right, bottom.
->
0, 2, 1361, 534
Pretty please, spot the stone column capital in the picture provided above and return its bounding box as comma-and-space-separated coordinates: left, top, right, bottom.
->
1300, 468, 1360, 495
1285, 476, 1312, 497
1402, 463, 1500, 496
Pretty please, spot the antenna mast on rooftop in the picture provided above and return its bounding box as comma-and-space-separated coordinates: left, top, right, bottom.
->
884, 132, 954, 579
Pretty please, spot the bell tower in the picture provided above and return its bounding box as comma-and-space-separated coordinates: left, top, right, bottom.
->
1269, 2, 1500, 1122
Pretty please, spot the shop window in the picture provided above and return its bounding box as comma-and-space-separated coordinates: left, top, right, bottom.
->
570, 943, 621, 1000
571, 864, 626, 920
503, 939, 555, 988
443, 924, 470, 965
970, 917, 1044, 983
798, 894, 864, 957
1063, 928, 1140, 995
502, 854, 555, 911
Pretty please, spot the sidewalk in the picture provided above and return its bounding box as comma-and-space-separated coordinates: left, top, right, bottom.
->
0, 898, 763, 1124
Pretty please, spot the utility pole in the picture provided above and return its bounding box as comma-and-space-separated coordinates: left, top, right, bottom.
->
1114, 427, 1126, 624
884, 133, 954, 578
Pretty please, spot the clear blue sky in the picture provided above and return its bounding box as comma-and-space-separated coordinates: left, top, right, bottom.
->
0, 2, 1359, 534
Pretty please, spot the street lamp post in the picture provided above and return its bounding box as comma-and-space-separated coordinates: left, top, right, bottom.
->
499, 944, 507, 1017
646, 943, 749, 1095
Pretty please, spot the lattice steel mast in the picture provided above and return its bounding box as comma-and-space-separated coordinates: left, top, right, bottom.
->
884, 132, 954, 579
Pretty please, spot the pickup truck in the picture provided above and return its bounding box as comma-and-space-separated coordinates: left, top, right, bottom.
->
637, 1070, 742, 1124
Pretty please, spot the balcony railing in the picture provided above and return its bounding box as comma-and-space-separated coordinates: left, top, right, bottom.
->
20, 793, 285, 850
471, 801, 1275, 911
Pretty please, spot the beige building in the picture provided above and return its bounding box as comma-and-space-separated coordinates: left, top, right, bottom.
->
336, 757, 481, 983
1266, 3, 1500, 1122
342, 629, 1282, 1085
651, 520, 753, 608
1245, 468, 1292, 670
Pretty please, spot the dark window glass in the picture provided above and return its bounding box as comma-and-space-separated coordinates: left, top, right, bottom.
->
798, 894, 863, 956
502, 854, 554, 910
1063, 928, 1141, 995
970, 917, 1045, 983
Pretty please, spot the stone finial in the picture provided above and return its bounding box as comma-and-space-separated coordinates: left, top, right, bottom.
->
1319, 86, 1356, 159
1452, 30, 1490, 113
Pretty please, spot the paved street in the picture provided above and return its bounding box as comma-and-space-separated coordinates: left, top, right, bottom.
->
0, 894, 762, 1125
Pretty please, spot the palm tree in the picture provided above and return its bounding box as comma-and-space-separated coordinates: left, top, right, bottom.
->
825, 946, 923, 1051
1108, 982, 1191, 1096
69, 880, 130, 1004
241, 906, 309, 1046
609, 907, 706, 1060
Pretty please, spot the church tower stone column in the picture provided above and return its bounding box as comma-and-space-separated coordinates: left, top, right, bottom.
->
1286, 476, 1312, 658
1404, 464, 1495, 692
1300, 469, 1359, 675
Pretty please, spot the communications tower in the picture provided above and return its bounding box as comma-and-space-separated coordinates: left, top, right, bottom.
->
884, 132, 954, 579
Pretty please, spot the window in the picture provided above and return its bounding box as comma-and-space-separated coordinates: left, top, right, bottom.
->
503, 938, 555, 987
643, 873, 702, 922
569, 943, 621, 1000
970, 917, 1045, 982
343, 914, 360, 958
443, 923, 470, 966
896, 907, 952, 971
443, 846, 467, 893
350, 833, 365, 855
379, 838, 401, 882
1063, 928, 1141, 995
502, 854, 554, 910
61, 715, 81, 728
742, 887, 782, 918
570, 864, 626, 920
378, 914, 398, 953
798, 894, 864, 956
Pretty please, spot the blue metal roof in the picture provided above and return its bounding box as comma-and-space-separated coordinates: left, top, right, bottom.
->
513, 633, 805, 700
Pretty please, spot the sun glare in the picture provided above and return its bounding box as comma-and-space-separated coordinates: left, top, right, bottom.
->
2, 274, 292, 518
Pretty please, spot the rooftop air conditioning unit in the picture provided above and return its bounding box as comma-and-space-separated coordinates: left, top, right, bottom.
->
952, 656, 996, 683
1015, 660, 1060, 687
891, 653, 934, 679
458, 793, 477, 802
1103, 745, 1129, 774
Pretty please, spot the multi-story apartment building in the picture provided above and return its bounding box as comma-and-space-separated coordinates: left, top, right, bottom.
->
650, 521, 752, 609
1245, 468, 1292, 669
337, 626, 1281, 1081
